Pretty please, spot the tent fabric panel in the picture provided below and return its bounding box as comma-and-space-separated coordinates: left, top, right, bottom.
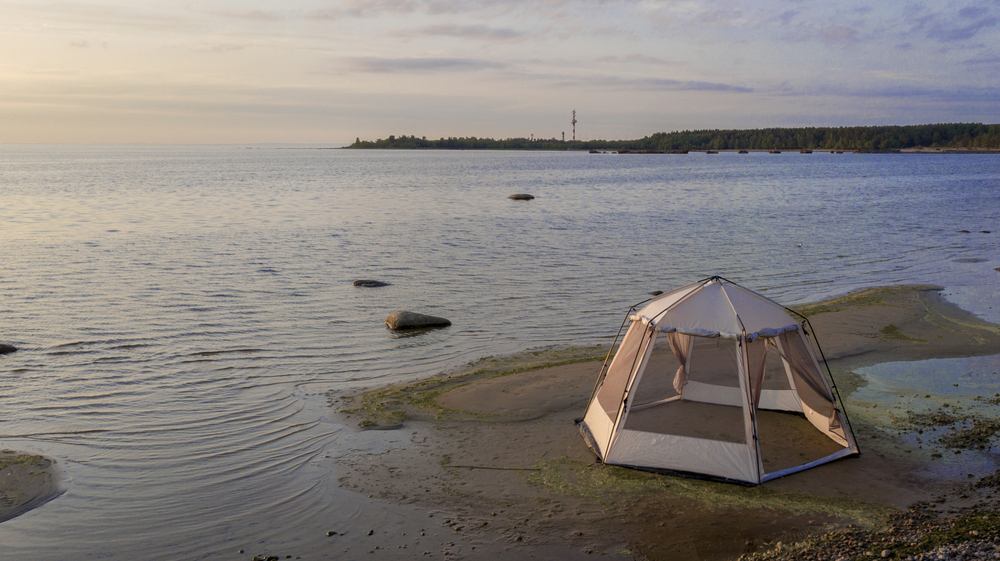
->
582, 404, 615, 458
634, 282, 705, 324
802, 405, 850, 448
679, 381, 743, 407
758, 389, 804, 412
606, 430, 758, 483
595, 320, 649, 417
647, 281, 743, 335
720, 282, 799, 335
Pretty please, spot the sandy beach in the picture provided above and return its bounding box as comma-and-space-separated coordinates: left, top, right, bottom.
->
332, 286, 1000, 560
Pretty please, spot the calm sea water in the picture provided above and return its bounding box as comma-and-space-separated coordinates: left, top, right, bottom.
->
1, 146, 998, 559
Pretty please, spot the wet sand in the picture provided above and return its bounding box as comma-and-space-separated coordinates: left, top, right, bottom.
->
332, 286, 1000, 560
0, 451, 61, 524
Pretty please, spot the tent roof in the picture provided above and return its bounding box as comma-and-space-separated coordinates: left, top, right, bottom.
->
634, 278, 800, 340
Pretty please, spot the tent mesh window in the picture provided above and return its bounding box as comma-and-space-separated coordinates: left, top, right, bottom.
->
622, 335, 747, 444
595, 322, 651, 418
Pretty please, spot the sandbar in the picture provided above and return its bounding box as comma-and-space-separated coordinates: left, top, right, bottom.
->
333, 286, 1000, 560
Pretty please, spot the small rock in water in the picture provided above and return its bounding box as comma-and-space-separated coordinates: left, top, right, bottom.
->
0, 343, 17, 355
353, 280, 390, 287
508, 193, 535, 200
385, 311, 451, 330
367, 529, 374, 536
649, 291, 664, 296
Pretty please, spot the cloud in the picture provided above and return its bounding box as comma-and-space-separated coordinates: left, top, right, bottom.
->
784, 82, 1000, 103
907, 6, 999, 43
963, 54, 1000, 64
393, 23, 526, 41
308, 0, 419, 19
338, 56, 507, 73
200, 43, 249, 53
207, 10, 281, 21
776, 10, 797, 26
595, 54, 682, 66
819, 25, 858, 43
567, 75, 752, 93
958, 6, 988, 19
927, 16, 998, 42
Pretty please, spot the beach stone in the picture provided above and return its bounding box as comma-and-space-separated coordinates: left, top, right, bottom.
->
353, 280, 390, 287
0, 343, 16, 355
385, 311, 451, 330
508, 194, 535, 200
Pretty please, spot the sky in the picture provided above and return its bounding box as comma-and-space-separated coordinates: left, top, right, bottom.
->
2, 0, 999, 143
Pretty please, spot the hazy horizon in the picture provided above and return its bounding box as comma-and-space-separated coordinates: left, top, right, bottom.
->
4, 1, 999, 144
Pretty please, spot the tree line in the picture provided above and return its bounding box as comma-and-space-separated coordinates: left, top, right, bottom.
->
346, 123, 1000, 151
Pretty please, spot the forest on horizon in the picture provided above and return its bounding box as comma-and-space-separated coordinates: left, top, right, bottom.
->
346, 123, 1000, 151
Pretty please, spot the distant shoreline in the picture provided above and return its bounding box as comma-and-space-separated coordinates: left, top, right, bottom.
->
345, 123, 1000, 152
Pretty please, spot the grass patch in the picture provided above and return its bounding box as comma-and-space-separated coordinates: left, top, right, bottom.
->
526, 458, 890, 528
879, 324, 927, 343
339, 347, 608, 428
793, 285, 941, 318
0, 453, 51, 472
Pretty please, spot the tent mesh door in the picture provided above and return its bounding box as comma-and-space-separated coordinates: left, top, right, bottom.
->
623, 336, 747, 444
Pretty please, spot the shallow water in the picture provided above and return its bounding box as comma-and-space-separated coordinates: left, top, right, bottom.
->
1, 146, 999, 558
849, 355, 1000, 478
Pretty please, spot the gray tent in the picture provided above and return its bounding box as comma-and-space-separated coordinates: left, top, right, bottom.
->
580, 277, 858, 484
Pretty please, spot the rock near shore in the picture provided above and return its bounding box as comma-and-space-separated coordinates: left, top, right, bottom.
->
0, 343, 17, 355
508, 194, 535, 200
385, 311, 451, 330
353, 280, 390, 287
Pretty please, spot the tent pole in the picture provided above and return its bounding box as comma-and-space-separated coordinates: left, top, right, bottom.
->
785, 308, 861, 455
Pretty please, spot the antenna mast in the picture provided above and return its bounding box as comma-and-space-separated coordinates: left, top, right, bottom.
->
571, 110, 577, 141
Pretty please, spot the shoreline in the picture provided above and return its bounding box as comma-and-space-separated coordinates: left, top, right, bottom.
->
331, 285, 1000, 559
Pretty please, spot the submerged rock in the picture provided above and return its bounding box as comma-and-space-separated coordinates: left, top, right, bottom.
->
385, 311, 451, 330
508, 194, 535, 200
353, 280, 390, 287
0, 343, 17, 355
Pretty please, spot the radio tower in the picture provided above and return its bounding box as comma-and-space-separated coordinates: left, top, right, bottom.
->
571, 110, 577, 141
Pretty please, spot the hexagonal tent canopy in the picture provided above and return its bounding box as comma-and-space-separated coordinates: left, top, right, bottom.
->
580, 277, 858, 485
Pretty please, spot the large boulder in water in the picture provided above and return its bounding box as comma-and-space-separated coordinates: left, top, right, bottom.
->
0, 343, 17, 355
385, 311, 451, 330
